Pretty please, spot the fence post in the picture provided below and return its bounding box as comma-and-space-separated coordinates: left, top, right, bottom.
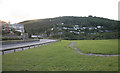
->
22, 47, 24, 50
2, 50, 4, 55
29, 46, 30, 49
14, 49, 16, 52
34, 45, 35, 48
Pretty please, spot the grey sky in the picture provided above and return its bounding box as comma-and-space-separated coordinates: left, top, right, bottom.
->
0, 0, 119, 23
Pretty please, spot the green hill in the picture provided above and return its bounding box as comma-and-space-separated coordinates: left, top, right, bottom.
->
19, 16, 119, 40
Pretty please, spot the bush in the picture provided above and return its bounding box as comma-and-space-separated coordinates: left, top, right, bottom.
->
2, 37, 21, 40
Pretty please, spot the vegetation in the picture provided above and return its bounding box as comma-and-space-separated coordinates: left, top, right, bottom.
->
19, 16, 119, 40
3, 40, 118, 71
74, 39, 119, 55
2, 37, 21, 40
2, 28, 21, 36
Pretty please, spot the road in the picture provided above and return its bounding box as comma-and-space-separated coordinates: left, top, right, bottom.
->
0, 39, 57, 54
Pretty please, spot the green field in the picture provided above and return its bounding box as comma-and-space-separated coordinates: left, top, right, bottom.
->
74, 39, 119, 55
2, 40, 118, 71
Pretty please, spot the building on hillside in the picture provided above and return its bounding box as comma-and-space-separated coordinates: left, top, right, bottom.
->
2, 21, 27, 40
88, 33, 97, 35
2, 21, 24, 35
13, 24, 24, 35
58, 32, 63, 35
83, 27, 87, 29
97, 26, 103, 28
70, 31, 73, 33
51, 28, 54, 30
31, 35, 42, 39
63, 27, 67, 29
88, 27, 96, 30
2, 21, 10, 31
75, 25, 79, 27
80, 31, 85, 33
61, 23, 64, 25
73, 27, 79, 30
80, 27, 84, 30
73, 31, 80, 34
105, 30, 111, 32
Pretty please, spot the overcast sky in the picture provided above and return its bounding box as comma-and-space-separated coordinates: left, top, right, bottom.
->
0, 0, 119, 24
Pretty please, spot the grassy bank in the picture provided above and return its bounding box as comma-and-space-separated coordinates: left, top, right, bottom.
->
2, 40, 118, 71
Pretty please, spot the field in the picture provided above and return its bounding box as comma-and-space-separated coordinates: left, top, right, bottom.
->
74, 39, 119, 55
2, 40, 118, 71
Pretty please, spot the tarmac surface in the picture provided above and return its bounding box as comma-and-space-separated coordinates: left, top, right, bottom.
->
0, 39, 57, 54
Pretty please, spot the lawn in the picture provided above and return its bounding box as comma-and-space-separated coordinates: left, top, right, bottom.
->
2, 40, 118, 71
74, 39, 119, 55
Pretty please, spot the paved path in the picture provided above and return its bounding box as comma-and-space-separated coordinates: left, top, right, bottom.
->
69, 42, 120, 57
0, 39, 57, 54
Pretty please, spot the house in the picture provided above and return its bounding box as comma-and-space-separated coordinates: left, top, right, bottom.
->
70, 31, 73, 33
51, 28, 54, 30
42, 34, 47, 37
61, 23, 64, 25
57, 27, 62, 30
58, 32, 63, 35
2, 21, 24, 35
74, 31, 80, 34
81, 32, 85, 33
73, 27, 79, 30
49, 32, 54, 36
95, 27, 97, 29
99, 30, 104, 32
90, 33, 96, 34
31, 35, 42, 38
13, 24, 24, 35
105, 30, 110, 32
83, 27, 87, 29
88, 27, 95, 30
75, 25, 79, 27
80, 28, 84, 30
63, 27, 67, 29
97, 26, 103, 28
2, 21, 11, 31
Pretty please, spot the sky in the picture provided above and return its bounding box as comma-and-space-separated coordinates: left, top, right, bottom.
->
0, 0, 120, 24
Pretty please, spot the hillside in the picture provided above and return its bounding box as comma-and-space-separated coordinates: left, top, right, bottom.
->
19, 16, 119, 40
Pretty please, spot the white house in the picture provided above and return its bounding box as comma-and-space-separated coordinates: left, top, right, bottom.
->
31, 35, 42, 38
51, 28, 54, 30
75, 25, 79, 27
83, 27, 87, 29
88, 27, 95, 30
73, 27, 79, 30
74, 31, 80, 34
13, 24, 24, 35
81, 32, 85, 33
80, 28, 84, 30
63, 27, 67, 29
61, 23, 64, 25
97, 26, 103, 28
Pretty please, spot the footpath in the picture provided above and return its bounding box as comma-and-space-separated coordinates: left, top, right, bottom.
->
69, 42, 120, 57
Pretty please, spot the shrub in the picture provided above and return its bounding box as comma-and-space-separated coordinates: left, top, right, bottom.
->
2, 37, 21, 40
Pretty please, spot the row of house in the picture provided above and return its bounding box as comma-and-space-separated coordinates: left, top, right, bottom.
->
1, 21, 29, 40
51, 24, 104, 31
62, 25, 103, 30
2, 21, 25, 36
50, 26, 110, 35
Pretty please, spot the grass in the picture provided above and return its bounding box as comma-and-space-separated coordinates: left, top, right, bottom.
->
2, 40, 118, 71
74, 39, 119, 55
